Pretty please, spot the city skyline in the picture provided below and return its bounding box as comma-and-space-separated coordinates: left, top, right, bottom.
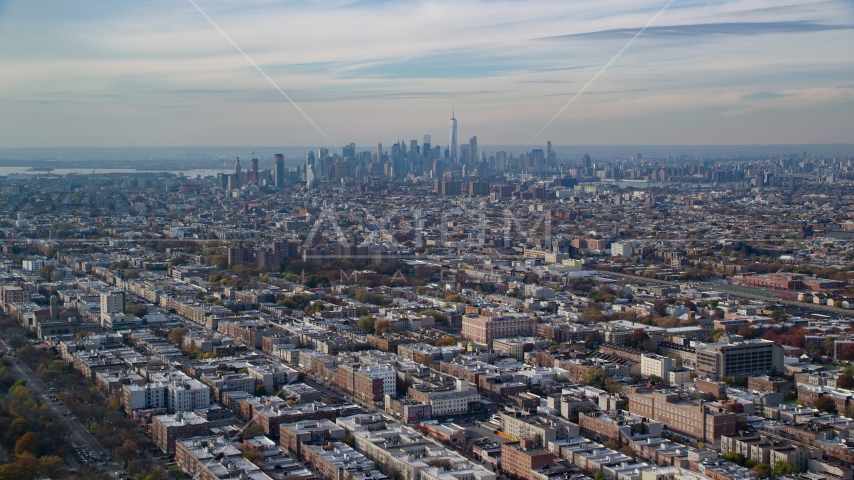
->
0, 0, 852, 148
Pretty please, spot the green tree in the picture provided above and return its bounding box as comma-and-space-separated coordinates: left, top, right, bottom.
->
243, 449, 265, 466
772, 461, 798, 477
585, 367, 607, 390
751, 463, 771, 479
36, 265, 55, 279
356, 316, 376, 333
813, 396, 838, 414
530, 385, 544, 397
593, 472, 605, 480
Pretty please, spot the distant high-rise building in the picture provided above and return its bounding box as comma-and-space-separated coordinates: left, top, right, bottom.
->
251, 157, 259, 183
496, 151, 507, 171
449, 109, 458, 161
377, 142, 382, 160
274, 154, 285, 187
423, 135, 432, 155
469, 136, 477, 166
531, 149, 545, 169
343, 143, 355, 159
582, 153, 592, 169
232, 157, 243, 188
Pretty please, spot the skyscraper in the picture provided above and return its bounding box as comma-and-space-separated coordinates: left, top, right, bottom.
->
449, 109, 458, 161
469, 136, 477, 166
274, 154, 285, 187
233, 157, 243, 188
343, 143, 355, 159
423, 135, 432, 158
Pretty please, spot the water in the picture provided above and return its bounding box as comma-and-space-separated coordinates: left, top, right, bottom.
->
0, 167, 226, 177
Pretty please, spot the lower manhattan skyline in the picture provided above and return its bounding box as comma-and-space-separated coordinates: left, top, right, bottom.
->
0, 0, 853, 148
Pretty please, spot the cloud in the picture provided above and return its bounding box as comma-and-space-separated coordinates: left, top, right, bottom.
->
743, 91, 786, 100
0, 0, 852, 147
538, 21, 854, 41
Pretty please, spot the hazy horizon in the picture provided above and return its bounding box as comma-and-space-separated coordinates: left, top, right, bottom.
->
1, 144, 852, 166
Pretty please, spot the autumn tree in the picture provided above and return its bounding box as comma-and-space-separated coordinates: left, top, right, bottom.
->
374, 319, 391, 335
14, 432, 40, 457
115, 439, 138, 463
168, 327, 188, 345
837, 374, 854, 390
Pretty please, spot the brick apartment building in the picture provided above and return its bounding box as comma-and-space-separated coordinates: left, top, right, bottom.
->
500, 440, 555, 480
748, 376, 791, 396
578, 411, 661, 447
628, 390, 737, 445
336, 363, 383, 403
151, 412, 210, 454
461, 314, 536, 347
367, 333, 415, 352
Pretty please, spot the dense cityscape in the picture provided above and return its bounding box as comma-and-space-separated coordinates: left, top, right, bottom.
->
1, 132, 854, 480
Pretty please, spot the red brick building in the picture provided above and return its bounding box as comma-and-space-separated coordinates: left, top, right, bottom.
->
628, 390, 737, 444
461, 314, 536, 347
335, 363, 385, 403
500, 441, 554, 480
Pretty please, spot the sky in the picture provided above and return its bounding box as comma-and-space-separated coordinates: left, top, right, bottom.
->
0, 0, 853, 149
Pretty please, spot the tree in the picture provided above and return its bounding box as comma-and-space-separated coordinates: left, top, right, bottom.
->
602, 440, 619, 450
0, 462, 34, 480
533, 434, 543, 447
115, 440, 138, 463
168, 327, 188, 345
434, 336, 456, 347
530, 385, 544, 397
580, 309, 607, 323
813, 396, 838, 414
593, 472, 605, 480
13, 432, 40, 457
837, 374, 854, 390
37, 456, 67, 478
772, 461, 798, 477
751, 463, 771, 479
620, 446, 636, 458
243, 449, 265, 466
706, 329, 725, 342
736, 324, 760, 339
356, 316, 376, 334
36, 265, 55, 279
585, 367, 607, 390
385, 468, 401, 480
375, 319, 391, 335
